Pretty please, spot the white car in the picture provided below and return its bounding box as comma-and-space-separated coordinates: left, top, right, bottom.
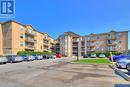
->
37, 55, 43, 60
0, 56, 8, 64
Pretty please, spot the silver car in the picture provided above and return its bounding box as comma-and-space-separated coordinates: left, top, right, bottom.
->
23, 55, 35, 61
90, 54, 96, 58
99, 54, 106, 58
7, 55, 23, 63
116, 58, 130, 69
0, 56, 8, 64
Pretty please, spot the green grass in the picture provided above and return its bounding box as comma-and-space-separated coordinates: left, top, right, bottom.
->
72, 58, 111, 64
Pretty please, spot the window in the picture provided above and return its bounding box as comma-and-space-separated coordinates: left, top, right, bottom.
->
20, 42, 24, 47
108, 40, 113, 44
20, 33, 24, 38
117, 33, 122, 38
118, 40, 122, 44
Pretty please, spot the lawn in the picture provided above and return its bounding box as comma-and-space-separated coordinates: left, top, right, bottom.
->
72, 58, 111, 64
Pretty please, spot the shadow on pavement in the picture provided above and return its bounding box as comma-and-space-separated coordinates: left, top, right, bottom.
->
114, 84, 130, 87
124, 72, 130, 76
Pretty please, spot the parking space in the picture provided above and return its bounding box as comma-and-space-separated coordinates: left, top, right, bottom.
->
115, 68, 130, 80
0, 58, 129, 87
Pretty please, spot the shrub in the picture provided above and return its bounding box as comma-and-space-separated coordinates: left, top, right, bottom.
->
17, 51, 55, 55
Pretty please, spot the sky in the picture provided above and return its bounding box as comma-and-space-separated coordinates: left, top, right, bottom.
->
0, 0, 130, 48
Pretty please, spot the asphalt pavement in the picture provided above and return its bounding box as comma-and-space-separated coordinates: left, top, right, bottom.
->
0, 58, 129, 87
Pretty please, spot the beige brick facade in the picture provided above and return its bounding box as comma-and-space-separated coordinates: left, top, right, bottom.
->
0, 20, 55, 55
56, 31, 129, 57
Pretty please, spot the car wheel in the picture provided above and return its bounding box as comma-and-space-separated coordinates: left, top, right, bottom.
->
126, 63, 130, 72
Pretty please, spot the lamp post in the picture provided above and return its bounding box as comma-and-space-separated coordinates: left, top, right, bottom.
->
110, 51, 114, 66
77, 39, 79, 61
77, 45, 79, 61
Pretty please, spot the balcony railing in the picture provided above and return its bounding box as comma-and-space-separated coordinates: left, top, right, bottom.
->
107, 35, 116, 40
107, 48, 117, 51
25, 30, 36, 36
25, 38, 35, 43
72, 39, 79, 42
72, 44, 78, 47
86, 43, 95, 47
107, 43, 117, 46
25, 45, 35, 49
44, 41, 49, 44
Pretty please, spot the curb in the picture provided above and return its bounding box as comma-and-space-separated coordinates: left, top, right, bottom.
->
109, 65, 130, 81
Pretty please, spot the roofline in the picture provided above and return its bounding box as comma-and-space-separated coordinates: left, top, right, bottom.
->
84, 30, 129, 37
1, 20, 54, 39
2, 20, 26, 27
42, 32, 54, 39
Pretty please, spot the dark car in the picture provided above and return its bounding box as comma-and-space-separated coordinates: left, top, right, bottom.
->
7, 55, 23, 63
83, 54, 88, 58
42, 54, 47, 59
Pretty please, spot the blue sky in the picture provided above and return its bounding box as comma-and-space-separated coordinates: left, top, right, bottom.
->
0, 0, 130, 48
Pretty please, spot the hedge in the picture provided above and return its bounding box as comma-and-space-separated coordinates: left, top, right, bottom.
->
17, 51, 55, 56
86, 51, 121, 57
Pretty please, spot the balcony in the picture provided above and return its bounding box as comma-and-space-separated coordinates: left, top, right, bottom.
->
25, 45, 35, 50
86, 43, 95, 47
72, 50, 78, 53
107, 46, 117, 51
44, 41, 49, 44
25, 38, 35, 43
44, 44, 49, 47
107, 43, 117, 46
87, 49, 95, 52
107, 48, 117, 52
25, 30, 36, 36
81, 49, 85, 52
72, 39, 79, 42
87, 39, 96, 42
72, 44, 78, 47
107, 40, 117, 46
107, 35, 116, 40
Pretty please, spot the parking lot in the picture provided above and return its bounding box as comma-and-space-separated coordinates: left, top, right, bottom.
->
0, 58, 129, 87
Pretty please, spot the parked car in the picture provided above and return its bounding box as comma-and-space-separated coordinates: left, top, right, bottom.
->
111, 55, 129, 62
56, 54, 62, 58
49, 55, 56, 59
33, 55, 43, 60
83, 54, 88, 58
42, 54, 47, 59
126, 62, 130, 72
90, 54, 96, 58
7, 55, 23, 63
99, 54, 106, 58
0, 56, 8, 64
22, 55, 35, 61
116, 58, 130, 69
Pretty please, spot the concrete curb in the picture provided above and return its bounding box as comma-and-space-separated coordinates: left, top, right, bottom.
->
109, 65, 130, 81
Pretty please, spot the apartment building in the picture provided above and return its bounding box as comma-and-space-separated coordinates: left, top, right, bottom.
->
43, 33, 56, 52
0, 20, 55, 55
56, 31, 128, 57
